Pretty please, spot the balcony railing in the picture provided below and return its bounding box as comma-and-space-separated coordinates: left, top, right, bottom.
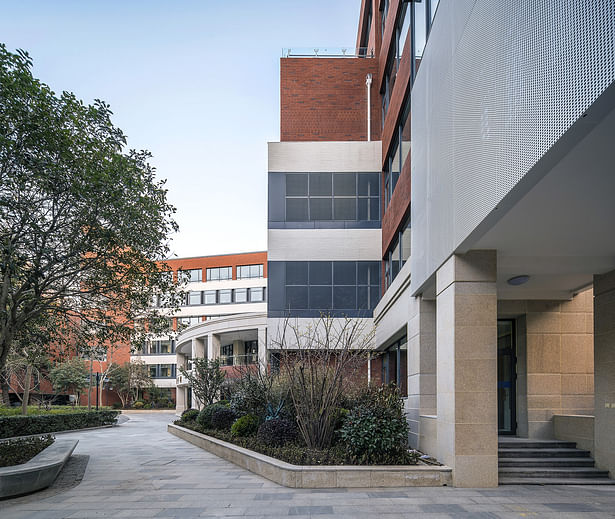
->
220, 354, 258, 367
282, 47, 374, 58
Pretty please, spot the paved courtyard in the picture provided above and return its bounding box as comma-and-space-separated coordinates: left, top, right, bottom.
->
1, 412, 615, 518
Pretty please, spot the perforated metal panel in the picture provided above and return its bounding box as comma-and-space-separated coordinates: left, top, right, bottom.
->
411, 0, 615, 292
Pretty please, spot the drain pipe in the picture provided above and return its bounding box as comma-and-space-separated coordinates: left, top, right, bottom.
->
367, 352, 371, 385
366, 73, 372, 141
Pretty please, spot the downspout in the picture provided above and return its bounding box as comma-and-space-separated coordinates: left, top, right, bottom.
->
366, 73, 373, 141
367, 352, 371, 385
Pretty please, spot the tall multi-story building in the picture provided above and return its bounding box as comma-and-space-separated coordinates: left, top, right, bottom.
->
132, 252, 267, 406
267, 0, 615, 487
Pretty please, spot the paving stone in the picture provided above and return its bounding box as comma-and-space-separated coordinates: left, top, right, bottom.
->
288, 505, 335, 515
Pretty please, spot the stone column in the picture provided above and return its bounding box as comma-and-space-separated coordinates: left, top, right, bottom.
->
435, 250, 498, 487
175, 385, 186, 414
257, 327, 268, 373
207, 334, 220, 361
407, 296, 436, 449
593, 269, 615, 476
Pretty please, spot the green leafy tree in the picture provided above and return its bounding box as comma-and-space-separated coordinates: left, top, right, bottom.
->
0, 44, 184, 374
108, 360, 151, 408
49, 358, 89, 403
180, 358, 226, 408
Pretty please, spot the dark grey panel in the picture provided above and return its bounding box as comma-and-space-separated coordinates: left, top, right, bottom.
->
268, 173, 286, 222
286, 174, 308, 196
267, 262, 285, 312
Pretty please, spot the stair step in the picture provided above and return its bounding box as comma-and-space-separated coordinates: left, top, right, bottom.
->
498, 457, 595, 467
498, 440, 576, 449
498, 448, 591, 458
499, 467, 610, 479
499, 477, 615, 485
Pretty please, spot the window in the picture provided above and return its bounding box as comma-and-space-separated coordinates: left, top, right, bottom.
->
234, 288, 248, 303
274, 261, 380, 315
159, 340, 172, 354
206, 266, 232, 281
219, 289, 232, 304
159, 364, 173, 378
384, 214, 411, 289
384, 96, 411, 210
179, 316, 201, 327
285, 173, 380, 223
249, 287, 265, 302
179, 269, 203, 283
221, 344, 233, 366
187, 291, 202, 305
149, 365, 157, 378
204, 290, 216, 304
382, 336, 408, 396
380, 0, 389, 37
237, 264, 263, 279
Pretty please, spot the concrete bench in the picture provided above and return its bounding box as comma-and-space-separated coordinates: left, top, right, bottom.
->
0, 439, 78, 499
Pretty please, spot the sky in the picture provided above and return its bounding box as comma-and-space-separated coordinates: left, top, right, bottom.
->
0, 0, 360, 258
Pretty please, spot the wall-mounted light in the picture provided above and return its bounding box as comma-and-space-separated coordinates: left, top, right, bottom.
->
507, 275, 530, 286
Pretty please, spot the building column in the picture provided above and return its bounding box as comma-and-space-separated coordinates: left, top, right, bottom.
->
257, 327, 267, 373
407, 296, 436, 450
175, 385, 186, 414
593, 269, 615, 477
435, 250, 498, 487
207, 334, 220, 361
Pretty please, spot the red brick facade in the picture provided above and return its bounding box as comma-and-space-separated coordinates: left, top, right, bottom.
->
280, 58, 380, 142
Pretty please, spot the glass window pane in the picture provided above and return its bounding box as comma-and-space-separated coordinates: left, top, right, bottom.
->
149, 366, 157, 378
333, 174, 356, 196
333, 198, 356, 220
334, 286, 356, 310
204, 290, 216, 304
223, 267, 232, 280
399, 3, 411, 61
358, 173, 380, 196
249, 287, 264, 302
286, 174, 308, 196
188, 291, 201, 305
309, 286, 332, 310
219, 289, 232, 304
286, 286, 308, 309
309, 261, 332, 285
401, 222, 411, 264
370, 197, 380, 221
370, 286, 380, 309
234, 288, 247, 303
358, 262, 381, 286
334, 262, 356, 285
286, 198, 308, 221
309, 198, 332, 220
358, 198, 368, 220
414, 1, 427, 58
286, 262, 308, 285
250, 264, 261, 278
357, 286, 369, 309
309, 173, 332, 196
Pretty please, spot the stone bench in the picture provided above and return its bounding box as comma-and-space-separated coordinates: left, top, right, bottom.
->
0, 439, 78, 499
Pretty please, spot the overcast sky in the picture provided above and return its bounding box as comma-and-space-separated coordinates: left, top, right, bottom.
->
1, 0, 359, 258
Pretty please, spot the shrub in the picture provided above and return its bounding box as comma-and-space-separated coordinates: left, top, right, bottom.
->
143, 403, 152, 409
339, 385, 409, 463
181, 409, 199, 422
0, 435, 55, 467
256, 418, 297, 447
0, 411, 120, 439
132, 401, 144, 409
231, 414, 259, 437
197, 403, 226, 429
111, 402, 123, 409
210, 407, 237, 431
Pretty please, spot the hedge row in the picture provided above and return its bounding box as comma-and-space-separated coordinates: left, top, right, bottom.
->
0, 411, 120, 439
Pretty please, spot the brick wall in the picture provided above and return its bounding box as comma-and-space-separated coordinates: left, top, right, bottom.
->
280, 58, 380, 142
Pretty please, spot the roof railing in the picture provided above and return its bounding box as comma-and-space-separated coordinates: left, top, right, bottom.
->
282, 47, 375, 58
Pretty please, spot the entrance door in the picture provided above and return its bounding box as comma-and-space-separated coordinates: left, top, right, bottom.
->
497, 320, 517, 435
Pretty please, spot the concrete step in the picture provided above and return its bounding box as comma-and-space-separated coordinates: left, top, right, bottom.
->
499, 467, 610, 479
498, 440, 577, 449
498, 448, 591, 458
499, 477, 615, 485
498, 457, 595, 467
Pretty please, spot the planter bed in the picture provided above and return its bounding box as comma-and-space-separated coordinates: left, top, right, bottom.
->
168, 423, 451, 488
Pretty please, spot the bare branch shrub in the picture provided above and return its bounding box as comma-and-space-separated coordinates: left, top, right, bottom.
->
270, 315, 374, 449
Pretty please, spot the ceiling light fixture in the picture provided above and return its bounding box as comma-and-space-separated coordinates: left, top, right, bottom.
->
507, 275, 530, 286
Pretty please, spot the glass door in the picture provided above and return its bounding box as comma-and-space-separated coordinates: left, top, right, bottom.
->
497, 320, 517, 435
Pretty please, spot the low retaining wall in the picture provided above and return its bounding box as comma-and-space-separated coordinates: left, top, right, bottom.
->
553, 414, 594, 455
168, 424, 451, 488
0, 439, 78, 499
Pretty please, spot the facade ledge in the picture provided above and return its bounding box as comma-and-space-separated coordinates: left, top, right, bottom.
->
374, 259, 411, 326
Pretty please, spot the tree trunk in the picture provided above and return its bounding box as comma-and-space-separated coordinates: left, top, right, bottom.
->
87, 360, 93, 411
21, 364, 33, 415
0, 368, 11, 406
